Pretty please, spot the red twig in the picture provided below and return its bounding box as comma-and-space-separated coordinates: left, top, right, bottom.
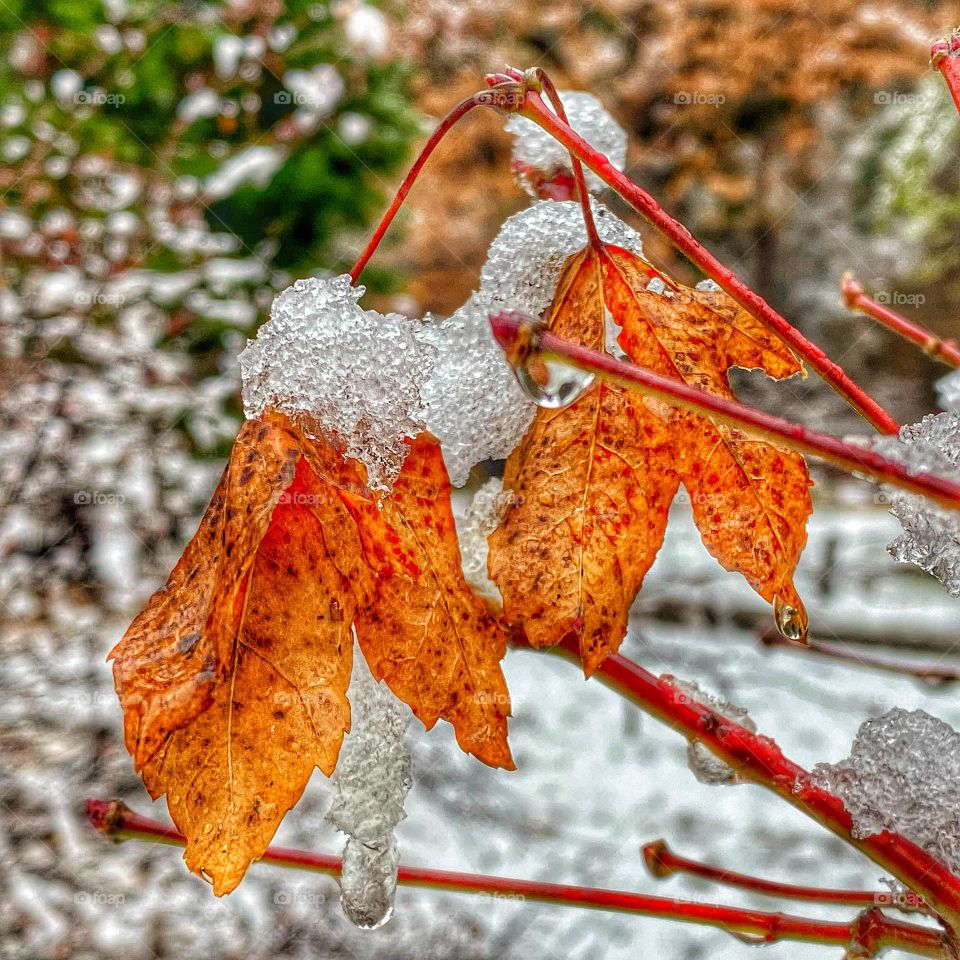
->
842, 273, 960, 369
514, 87, 900, 435
521, 639, 960, 937
527, 69, 601, 252
85, 800, 947, 956
642, 839, 929, 914
349, 83, 523, 284
933, 33, 960, 118
490, 310, 960, 512
760, 630, 960, 687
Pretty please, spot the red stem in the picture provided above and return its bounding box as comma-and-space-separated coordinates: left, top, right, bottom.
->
349, 84, 521, 284
523, 639, 960, 937
531, 69, 601, 252
642, 839, 928, 913
760, 630, 960, 687
842, 273, 960, 369
933, 35, 960, 117
490, 310, 960, 512
516, 89, 900, 435
84, 799, 947, 956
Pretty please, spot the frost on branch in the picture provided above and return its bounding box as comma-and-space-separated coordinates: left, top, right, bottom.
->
811, 709, 960, 875
873, 411, 960, 596
662, 676, 756, 785
239, 275, 436, 490
421, 199, 643, 485
505, 91, 628, 196
325, 645, 412, 929
456, 477, 513, 602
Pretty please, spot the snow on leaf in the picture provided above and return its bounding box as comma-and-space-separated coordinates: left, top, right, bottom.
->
422, 199, 643, 486
239, 275, 436, 491
811, 708, 960, 874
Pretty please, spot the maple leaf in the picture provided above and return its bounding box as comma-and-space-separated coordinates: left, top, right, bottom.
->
336, 435, 514, 771
489, 244, 811, 673
111, 413, 512, 894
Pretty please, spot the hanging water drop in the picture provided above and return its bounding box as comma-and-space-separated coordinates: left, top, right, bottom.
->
512, 352, 595, 409
774, 594, 807, 641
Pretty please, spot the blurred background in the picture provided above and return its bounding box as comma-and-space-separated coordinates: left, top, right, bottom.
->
3, 1, 960, 958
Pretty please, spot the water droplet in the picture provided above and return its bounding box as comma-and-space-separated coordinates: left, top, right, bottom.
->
353, 902, 394, 930
512, 353, 595, 409
774, 595, 807, 641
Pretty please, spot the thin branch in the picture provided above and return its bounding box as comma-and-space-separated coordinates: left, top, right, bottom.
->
516, 637, 960, 937
514, 86, 900, 435
349, 82, 524, 284
759, 630, 960, 687
489, 310, 960, 512
842, 273, 960, 369
528, 69, 601, 252
642, 838, 929, 914
933, 33, 960, 118
84, 800, 947, 957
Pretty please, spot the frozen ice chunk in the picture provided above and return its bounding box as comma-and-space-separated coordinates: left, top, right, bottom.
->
326, 646, 412, 929
811, 708, 960, 874
506, 91, 628, 196
662, 676, 756, 785
455, 477, 513, 602
936, 368, 960, 412
422, 200, 642, 485
873, 412, 960, 596
240, 275, 436, 490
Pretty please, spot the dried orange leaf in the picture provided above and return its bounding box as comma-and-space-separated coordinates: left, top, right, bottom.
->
140, 458, 354, 894
604, 247, 812, 626
489, 250, 679, 674
339, 435, 515, 769
490, 244, 813, 671
110, 411, 302, 769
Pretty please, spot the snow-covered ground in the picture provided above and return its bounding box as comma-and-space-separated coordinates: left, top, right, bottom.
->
3, 489, 958, 959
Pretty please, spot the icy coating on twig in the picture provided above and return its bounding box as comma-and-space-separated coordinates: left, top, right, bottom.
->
239, 274, 436, 490
811, 708, 960, 875
873, 412, 960, 596
325, 645, 412, 929
506, 91, 628, 196
662, 676, 756, 785
422, 199, 643, 485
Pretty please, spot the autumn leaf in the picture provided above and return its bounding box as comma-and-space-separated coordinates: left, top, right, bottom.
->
337, 435, 514, 770
111, 412, 513, 893
490, 244, 812, 673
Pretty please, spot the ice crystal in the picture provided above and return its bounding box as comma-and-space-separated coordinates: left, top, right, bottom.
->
326, 646, 412, 929
239, 275, 436, 490
811, 708, 960, 874
505, 91, 628, 196
456, 478, 513, 602
664, 676, 756, 785
936, 368, 960, 412
422, 200, 642, 485
873, 412, 960, 596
